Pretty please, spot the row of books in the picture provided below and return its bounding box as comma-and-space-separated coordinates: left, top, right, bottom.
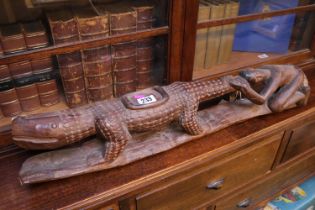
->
194, 0, 240, 70
0, 21, 59, 118
48, 1, 155, 107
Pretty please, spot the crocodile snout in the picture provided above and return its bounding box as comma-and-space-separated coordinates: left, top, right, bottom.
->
12, 114, 65, 150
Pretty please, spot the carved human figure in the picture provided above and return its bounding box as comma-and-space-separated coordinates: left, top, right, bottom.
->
230, 65, 310, 112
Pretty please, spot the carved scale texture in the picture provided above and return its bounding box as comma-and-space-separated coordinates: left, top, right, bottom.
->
12, 77, 237, 160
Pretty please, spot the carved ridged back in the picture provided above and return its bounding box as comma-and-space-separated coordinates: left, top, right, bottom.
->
60, 106, 95, 144
184, 78, 234, 102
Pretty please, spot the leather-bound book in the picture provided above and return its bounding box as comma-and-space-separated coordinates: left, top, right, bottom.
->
103, 4, 137, 97
9, 60, 41, 112
0, 24, 27, 54
22, 21, 50, 50
75, 8, 113, 102
34, 69, 59, 106
9, 60, 33, 80
0, 65, 10, 80
48, 10, 87, 107
47, 10, 79, 44
194, 2, 211, 70
0, 87, 21, 117
31, 57, 53, 72
204, 0, 225, 68
15, 83, 41, 112
31, 58, 60, 106
132, 1, 155, 89
0, 41, 3, 57
217, 0, 239, 64
57, 52, 87, 107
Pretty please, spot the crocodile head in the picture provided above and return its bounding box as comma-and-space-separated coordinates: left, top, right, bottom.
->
11, 113, 67, 150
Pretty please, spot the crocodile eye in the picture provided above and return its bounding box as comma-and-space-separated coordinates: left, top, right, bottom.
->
51, 123, 57, 129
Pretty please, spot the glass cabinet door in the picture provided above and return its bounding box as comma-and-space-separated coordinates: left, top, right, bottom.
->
0, 0, 170, 131
191, 0, 315, 80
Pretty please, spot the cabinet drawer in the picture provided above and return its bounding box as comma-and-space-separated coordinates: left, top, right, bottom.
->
136, 134, 282, 210
215, 148, 315, 210
282, 121, 315, 163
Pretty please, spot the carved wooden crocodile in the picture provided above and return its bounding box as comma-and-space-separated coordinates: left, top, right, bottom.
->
12, 65, 310, 162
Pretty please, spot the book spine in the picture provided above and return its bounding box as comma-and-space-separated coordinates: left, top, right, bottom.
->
311, 34, 315, 56
22, 21, 50, 50
32, 58, 60, 107
15, 83, 41, 112
194, 3, 211, 70
77, 10, 113, 102
0, 65, 22, 117
110, 10, 137, 97
0, 87, 22, 117
134, 5, 154, 89
217, 0, 238, 64
0, 24, 27, 54
205, 3, 225, 69
48, 10, 87, 107
0, 41, 3, 57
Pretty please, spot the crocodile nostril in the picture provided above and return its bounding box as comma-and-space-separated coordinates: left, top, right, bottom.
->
51, 123, 57, 129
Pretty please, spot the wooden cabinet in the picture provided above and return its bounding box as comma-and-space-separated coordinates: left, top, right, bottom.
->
282, 121, 315, 163
214, 147, 315, 210
136, 134, 282, 210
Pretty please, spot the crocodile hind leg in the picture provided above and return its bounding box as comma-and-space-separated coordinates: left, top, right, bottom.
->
179, 96, 203, 135
268, 71, 305, 112
95, 116, 132, 162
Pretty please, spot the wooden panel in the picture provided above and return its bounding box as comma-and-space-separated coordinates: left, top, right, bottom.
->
0, 27, 169, 65
214, 148, 315, 210
167, 0, 185, 82
180, 0, 199, 82
136, 133, 282, 210
282, 121, 315, 163
197, 4, 315, 28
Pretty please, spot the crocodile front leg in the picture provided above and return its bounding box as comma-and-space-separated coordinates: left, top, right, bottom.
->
95, 116, 131, 162
179, 95, 203, 135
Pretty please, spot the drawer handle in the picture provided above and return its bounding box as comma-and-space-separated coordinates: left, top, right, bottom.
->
206, 178, 224, 190
236, 198, 252, 208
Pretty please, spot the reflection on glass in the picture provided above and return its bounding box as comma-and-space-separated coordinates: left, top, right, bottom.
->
193, 0, 314, 80
0, 0, 168, 115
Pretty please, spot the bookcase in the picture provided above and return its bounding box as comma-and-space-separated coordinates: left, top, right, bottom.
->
0, 0, 183, 146
0, 0, 315, 209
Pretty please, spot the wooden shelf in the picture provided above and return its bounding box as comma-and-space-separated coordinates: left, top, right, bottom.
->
193, 49, 315, 80
193, 51, 282, 80
0, 26, 169, 65
197, 4, 315, 29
